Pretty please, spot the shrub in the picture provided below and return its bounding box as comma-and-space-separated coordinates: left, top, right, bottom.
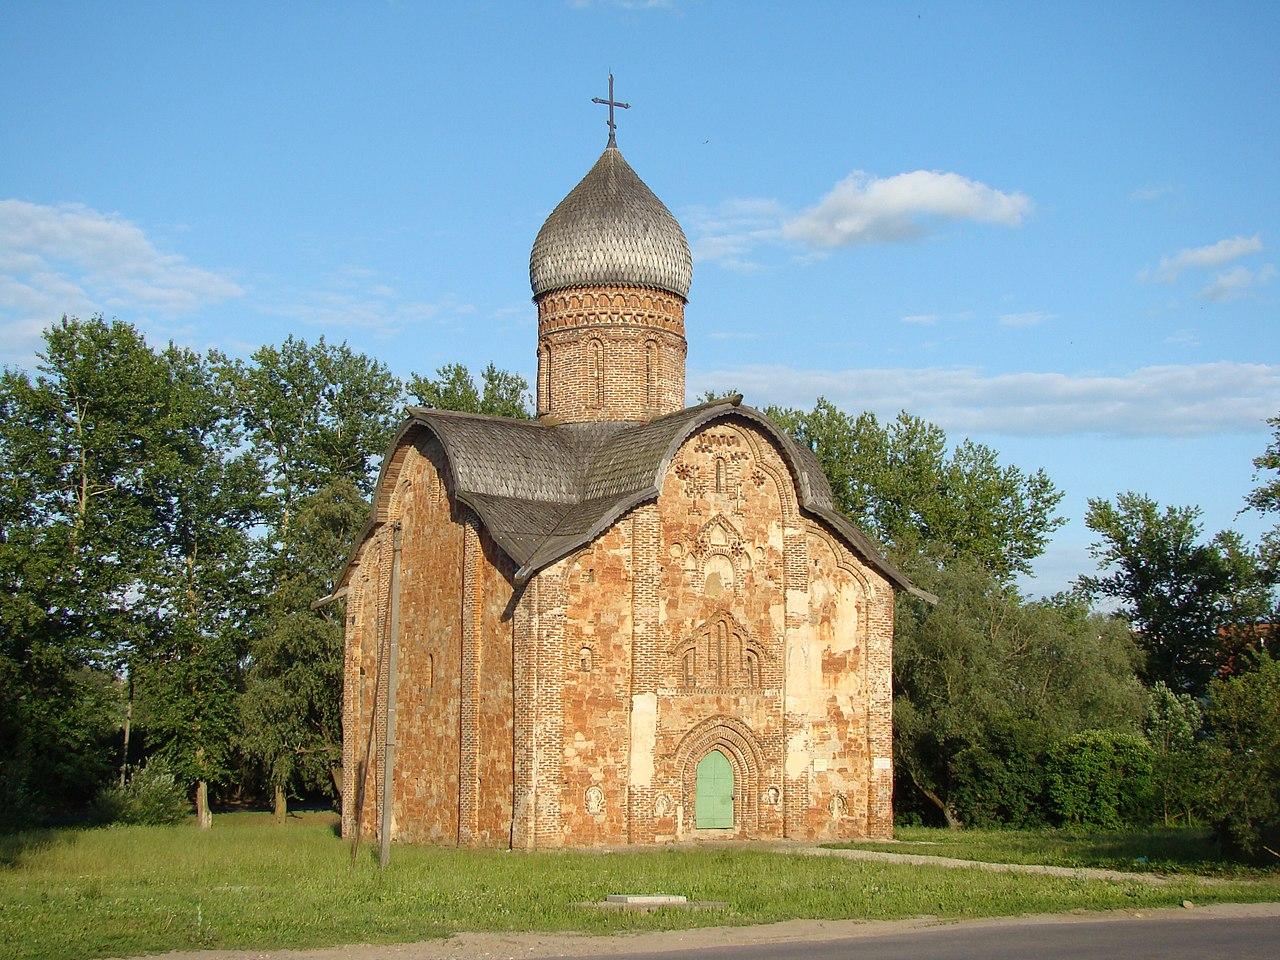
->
949, 722, 1050, 828
0, 774, 44, 833
1046, 730, 1156, 829
91, 760, 190, 827
1204, 654, 1280, 861
1145, 681, 1209, 826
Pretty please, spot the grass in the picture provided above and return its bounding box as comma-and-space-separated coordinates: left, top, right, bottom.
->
1, 814, 1278, 960
828, 825, 1280, 877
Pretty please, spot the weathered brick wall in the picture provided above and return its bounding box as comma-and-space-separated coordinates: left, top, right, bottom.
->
556, 521, 635, 844
645, 417, 892, 843
342, 433, 518, 847
535, 285, 686, 422
475, 528, 516, 846
343, 414, 895, 848
651, 420, 791, 841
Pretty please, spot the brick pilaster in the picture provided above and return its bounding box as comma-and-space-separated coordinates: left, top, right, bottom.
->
511, 581, 538, 850
533, 564, 566, 847
458, 515, 482, 844
627, 506, 660, 843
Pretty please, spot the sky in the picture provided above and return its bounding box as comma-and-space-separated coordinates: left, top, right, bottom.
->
2, 1, 1277, 596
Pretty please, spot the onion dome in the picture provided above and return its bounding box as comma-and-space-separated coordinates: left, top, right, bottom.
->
530, 145, 693, 301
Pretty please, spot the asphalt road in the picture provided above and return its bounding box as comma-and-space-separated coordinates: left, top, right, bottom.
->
581, 913, 1280, 960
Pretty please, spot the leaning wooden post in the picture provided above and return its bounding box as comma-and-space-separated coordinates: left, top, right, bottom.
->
380, 521, 404, 870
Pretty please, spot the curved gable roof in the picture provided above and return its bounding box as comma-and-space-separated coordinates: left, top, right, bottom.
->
338, 398, 935, 604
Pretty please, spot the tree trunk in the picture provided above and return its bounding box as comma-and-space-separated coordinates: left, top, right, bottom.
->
910, 770, 963, 829
196, 780, 212, 829
119, 677, 133, 787
330, 765, 343, 800
273, 785, 287, 824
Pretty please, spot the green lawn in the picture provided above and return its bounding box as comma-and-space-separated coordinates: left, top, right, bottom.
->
2, 814, 1278, 960
829, 826, 1280, 877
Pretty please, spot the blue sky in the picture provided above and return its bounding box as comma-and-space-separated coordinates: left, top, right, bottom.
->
2, 1, 1276, 595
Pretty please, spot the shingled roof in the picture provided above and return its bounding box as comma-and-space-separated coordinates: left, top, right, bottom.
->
339, 397, 934, 603
529, 145, 693, 301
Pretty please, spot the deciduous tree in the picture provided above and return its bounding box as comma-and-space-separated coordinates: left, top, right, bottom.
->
769, 400, 1064, 582
1079, 493, 1273, 695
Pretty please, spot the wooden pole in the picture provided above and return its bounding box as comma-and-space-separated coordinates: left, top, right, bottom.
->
380, 522, 403, 870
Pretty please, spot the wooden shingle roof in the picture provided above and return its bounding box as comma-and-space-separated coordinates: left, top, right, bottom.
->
339, 397, 933, 602
529, 145, 693, 300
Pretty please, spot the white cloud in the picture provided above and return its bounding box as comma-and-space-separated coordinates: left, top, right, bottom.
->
0, 198, 242, 362
689, 361, 1280, 438
1143, 234, 1263, 283
1199, 263, 1275, 302
782, 170, 1030, 248
264, 269, 474, 334
1129, 184, 1174, 202
998, 311, 1051, 328
1163, 329, 1201, 347
683, 198, 784, 271
687, 170, 1030, 268
899, 310, 975, 326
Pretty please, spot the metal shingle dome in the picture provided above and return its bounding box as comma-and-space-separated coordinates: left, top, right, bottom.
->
530, 145, 693, 301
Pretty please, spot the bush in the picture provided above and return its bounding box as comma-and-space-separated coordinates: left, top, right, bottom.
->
1046, 730, 1156, 829
949, 722, 1050, 829
1204, 654, 1280, 861
0, 774, 44, 833
91, 760, 190, 826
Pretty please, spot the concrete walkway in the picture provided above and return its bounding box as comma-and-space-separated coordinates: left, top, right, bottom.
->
791, 845, 1220, 886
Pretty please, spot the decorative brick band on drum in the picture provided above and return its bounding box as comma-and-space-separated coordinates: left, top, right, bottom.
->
536, 284, 687, 422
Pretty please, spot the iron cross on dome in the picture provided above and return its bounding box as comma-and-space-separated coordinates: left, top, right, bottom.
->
592, 73, 630, 147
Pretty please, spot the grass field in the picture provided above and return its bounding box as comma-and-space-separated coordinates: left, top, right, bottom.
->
829, 826, 1280, 877
3, 813, 1279, 960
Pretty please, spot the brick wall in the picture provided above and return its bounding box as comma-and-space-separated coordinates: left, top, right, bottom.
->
342, 414, 896, 848
536, 285, 686, 422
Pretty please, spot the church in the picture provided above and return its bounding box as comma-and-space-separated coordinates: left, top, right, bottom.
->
336, 92, 930, 848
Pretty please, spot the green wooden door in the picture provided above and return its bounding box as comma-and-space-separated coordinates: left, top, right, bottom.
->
695, 750, 734, 829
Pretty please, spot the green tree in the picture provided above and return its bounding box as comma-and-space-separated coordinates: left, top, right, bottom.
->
893, 563, 1145, 827
1204, 653, 1280, 860
1145, 681, 1206, 826
407, 362, 532, 418
768, 400, 1064, 582
230, 338, 402, 819
221, 336, 403, 532
0, 317, 165, 820
130, 344, 263, 828
1247, 413, 1280, 584
1079, 493, 1274, 695
240, 478, 366, 819
1045, 730, 1155, 829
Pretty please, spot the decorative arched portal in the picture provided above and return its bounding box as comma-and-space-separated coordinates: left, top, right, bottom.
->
674, 715, 764, 838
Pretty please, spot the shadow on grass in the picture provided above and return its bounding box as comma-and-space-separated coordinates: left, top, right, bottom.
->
0, 828, 71, 869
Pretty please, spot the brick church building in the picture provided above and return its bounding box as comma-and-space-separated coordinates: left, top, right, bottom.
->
337, 118, 929, 849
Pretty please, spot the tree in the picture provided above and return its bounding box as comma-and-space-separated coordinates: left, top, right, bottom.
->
768, 400, 1064, 582
130, 344, 263, 828
893, 563, 1145, 826
1247, 413, 1280, 584
1204, 653, 1280, 860
1145, 681, 1205, 826
229, 338, 402, 820
407, 362, 532, 418
239, 478, 365, 820
1079, 493, 1274, 695
0, 317, 165, 820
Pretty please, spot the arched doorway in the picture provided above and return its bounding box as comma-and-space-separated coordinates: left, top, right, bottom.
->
695, 750, 734, 829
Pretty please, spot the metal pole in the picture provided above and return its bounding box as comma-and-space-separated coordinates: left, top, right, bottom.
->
380, 521, 403, 870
